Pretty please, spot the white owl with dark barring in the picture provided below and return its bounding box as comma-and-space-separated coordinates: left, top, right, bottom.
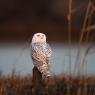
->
31, 33, 52, 80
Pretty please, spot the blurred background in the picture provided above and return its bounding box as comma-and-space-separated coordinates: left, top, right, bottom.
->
0, 0, 95, 76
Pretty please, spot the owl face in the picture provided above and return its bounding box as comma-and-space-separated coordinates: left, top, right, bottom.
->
32, 33, 46, 43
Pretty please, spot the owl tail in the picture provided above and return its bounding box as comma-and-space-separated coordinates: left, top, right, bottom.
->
38, 63, 51, 82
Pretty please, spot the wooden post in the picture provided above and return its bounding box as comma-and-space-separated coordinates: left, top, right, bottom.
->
32, 66, 45, 87
32, 66, 47, 95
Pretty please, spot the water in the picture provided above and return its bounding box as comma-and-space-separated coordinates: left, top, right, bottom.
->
0, 42, 95, 76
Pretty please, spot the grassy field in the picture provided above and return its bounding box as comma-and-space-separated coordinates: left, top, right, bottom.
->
0, 72, 95, 95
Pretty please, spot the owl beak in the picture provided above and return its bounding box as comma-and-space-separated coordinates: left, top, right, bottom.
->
41, 37, 43, 39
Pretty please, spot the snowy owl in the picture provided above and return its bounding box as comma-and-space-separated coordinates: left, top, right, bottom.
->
31, 33, 52, 81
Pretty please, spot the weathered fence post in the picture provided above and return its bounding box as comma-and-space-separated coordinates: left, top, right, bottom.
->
32, 66, 47, 95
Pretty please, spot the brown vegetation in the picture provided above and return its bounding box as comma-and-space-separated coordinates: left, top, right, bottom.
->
0, 72, 95, 95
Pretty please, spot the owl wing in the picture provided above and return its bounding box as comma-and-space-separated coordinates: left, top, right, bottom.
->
31, 42, 52, 80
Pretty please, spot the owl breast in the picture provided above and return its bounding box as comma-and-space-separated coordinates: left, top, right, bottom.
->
31, 42, 51, 62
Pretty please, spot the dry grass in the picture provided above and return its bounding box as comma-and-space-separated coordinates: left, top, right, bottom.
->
64, 1, 95, 94
67, 0, 95, 78
0, 73, 95, 95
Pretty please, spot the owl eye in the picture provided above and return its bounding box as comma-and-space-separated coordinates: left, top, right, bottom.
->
37, 35, 40, 37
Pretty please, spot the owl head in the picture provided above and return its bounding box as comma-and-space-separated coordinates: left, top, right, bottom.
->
32, 33, 46, 43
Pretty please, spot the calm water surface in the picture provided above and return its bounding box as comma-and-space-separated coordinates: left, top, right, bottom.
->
0, 42, 95, 76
